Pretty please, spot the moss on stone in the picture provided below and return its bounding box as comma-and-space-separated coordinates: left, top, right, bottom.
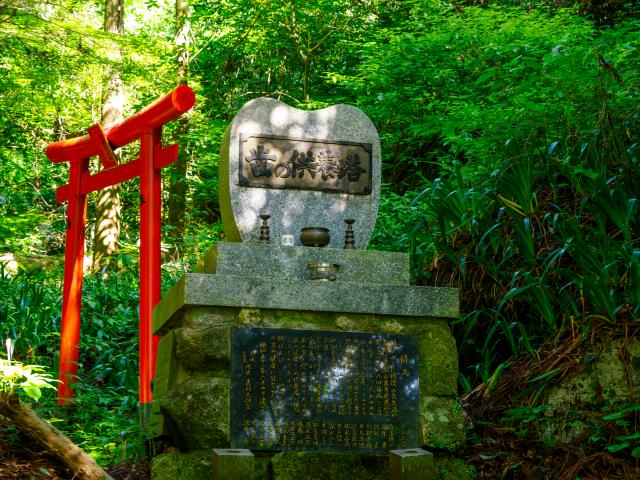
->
184, 306, 235, 329
161, 374, 230, 450
417, 321, 458, 396
546, 338, 640, 414
212, 449, 255, 480
254, 456, 271, 480
270, 452, 387, 480
389, 449, 434, 480
151, 450, 212, 480
420, 396, 468, 451
174, 325, 230, 371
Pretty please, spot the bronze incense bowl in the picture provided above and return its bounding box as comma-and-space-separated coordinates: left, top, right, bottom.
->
300, 227, 330, 247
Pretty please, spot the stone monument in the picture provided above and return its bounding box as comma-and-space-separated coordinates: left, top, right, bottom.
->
150, 99, 472, 480
218, 98, 380, 248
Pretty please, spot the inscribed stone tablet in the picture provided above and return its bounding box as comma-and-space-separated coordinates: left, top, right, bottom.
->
230, 327, 420, 453
219, 98, 381, 249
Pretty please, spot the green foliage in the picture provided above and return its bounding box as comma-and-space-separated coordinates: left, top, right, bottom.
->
417, 135, 639, 386
0, 358, 57, 402
603, 404, 640, 458
0, 264, 178, 464
0, 266, 61, 360
327, 4, 640, 388
1, 340, 58, 402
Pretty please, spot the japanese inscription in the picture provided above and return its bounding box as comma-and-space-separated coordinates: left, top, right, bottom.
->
230, 327, 420, 453
238, 134, 372, 195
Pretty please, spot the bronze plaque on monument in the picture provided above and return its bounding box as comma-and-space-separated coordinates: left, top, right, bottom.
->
238, 134, 373, 195
230, 327, 420, 453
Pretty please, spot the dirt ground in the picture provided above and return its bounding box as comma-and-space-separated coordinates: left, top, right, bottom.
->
0, 419, 150, 480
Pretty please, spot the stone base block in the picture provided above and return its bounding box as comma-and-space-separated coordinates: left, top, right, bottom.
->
199, 243, 411, 286
212, 449, 254, 480
389, 448, 434, 480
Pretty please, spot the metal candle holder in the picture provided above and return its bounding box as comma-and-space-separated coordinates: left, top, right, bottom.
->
343, 218, 356, 249
259, 214, 271, 243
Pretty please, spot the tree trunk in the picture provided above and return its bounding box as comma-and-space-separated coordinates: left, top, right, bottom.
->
167, 0, 191, 256
302, 53, 311, 102
0, 392, 113, 480
92, 0, 124, 272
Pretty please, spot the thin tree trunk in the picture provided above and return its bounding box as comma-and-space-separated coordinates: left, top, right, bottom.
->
303, 54, 311, 102
167, 0, 191, 256
92, 0, 124, 271
0, 392, 113, 480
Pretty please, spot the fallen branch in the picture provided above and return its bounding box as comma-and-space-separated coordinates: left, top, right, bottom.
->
0, 391, 113, 480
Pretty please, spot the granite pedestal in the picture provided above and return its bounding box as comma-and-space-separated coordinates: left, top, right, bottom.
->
150, 242, 471, 480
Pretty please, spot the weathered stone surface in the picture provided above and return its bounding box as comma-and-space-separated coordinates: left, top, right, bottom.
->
161, 375, 230, 450
212, 449, 254, 480
151, 331, 174, 437
183, 307, 235, 329
153, 274, 459, 333
420, 396, 467, 451
199, 242, 410, 285
153, 304, 235, 336
153, 305, 462, 454
270, 451, 387, 480
417, 321, 459, 396
389, 448, 434, 480
219, 98, 381, 249
546, 338, 640, 411
174, 325, 230, 371
151, 331, 188, 437
432, 456, 476, 480
151, 450, 212, 480
536, 338, 640, 445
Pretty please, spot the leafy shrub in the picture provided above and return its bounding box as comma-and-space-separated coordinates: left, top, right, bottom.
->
329, 4, 640, 389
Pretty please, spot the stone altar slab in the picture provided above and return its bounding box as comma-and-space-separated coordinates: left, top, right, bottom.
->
219, 97, 381, 249
196, 242, 411, 286
152, 274, 459, 335
230, 327, 420, 453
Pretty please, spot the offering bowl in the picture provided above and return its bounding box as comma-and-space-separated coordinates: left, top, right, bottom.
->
300, 227, 330, 247
307, 263, 340, 281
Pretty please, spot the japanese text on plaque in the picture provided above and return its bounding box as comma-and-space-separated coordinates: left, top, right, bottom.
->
238, 134, 372, 195
230, 327, 419, 453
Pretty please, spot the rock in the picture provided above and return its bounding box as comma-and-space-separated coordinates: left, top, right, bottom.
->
417, 321, 459, 396
212, 448, 254, 480
420, 396, 468, 451
389, 448, 434, 480
161, 375, 230, 450
546, 338, 640, 411
174, 325, 230, 371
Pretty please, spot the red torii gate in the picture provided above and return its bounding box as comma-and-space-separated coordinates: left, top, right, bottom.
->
46, 86, 195, 413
